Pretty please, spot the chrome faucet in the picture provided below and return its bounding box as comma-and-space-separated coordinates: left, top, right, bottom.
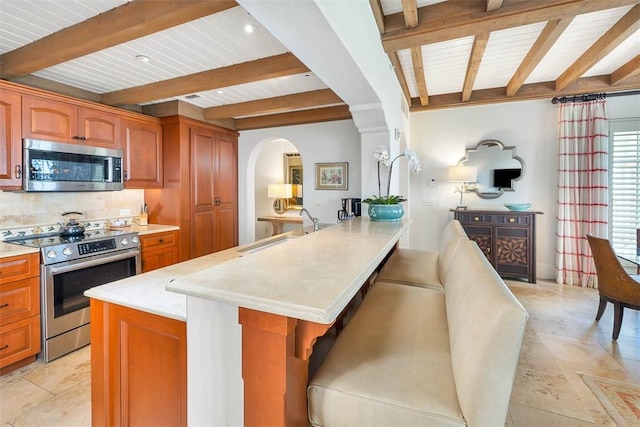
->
299, 208, 320, 232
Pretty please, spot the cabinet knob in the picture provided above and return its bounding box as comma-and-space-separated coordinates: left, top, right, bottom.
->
474, 216, 480, 221
486, 247, 491, 253
14, 165, 21, 179
159, 239, 164, 243
0, 303, 8, 309
0, 344, 8, 350
509, 217, 515, 223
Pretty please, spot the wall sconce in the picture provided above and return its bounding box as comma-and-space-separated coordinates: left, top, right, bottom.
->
268, 183, 293, 215
448, 166, 478, 210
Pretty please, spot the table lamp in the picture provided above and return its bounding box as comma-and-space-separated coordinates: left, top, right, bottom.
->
268, 183, 293, 215
448, 166, 478, 210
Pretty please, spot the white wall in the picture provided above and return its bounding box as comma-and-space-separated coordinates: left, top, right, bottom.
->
253, 139, 299, 240
238, 120, 361, 244
408, 95, 640, 280
410, 99, 557, 279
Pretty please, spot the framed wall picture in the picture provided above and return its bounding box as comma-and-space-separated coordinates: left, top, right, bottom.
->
315, 162, 348, 190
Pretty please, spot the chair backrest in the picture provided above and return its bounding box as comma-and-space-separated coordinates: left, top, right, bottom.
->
437, 220, 468, 284
586, 234, 640, 302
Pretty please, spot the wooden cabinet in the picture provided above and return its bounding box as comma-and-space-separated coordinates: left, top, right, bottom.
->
454, 210, 541, 283
146, 116, 238, 261
90, 300, 186, 426
0, 88, 22, 189
190, 127, 238, 257
0, 253, 41, 374
121, 117, 163, 189
140, 230, 179, 273
22, 95, 121, 149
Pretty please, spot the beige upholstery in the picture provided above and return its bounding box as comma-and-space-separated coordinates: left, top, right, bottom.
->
308, 283, 465, 426
445, 240, 529, 426
307, 239, 528, 427
377, 220, 467, 289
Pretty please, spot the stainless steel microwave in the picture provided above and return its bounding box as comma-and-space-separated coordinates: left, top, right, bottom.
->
23, 139, 124, 192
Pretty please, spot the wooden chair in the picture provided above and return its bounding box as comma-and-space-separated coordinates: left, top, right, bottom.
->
587, 234, 640, 340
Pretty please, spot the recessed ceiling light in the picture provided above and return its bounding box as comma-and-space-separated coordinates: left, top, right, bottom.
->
135, 55, 151, 63
217, 90, 224, 94
244, 24, 257, 34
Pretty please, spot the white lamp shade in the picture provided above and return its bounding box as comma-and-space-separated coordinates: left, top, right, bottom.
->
268, 183, 293, 198
448, 166, 478, 183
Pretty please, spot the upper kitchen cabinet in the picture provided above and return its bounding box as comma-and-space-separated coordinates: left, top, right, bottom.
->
121, 118, 163, 189
0, 88, 22, 189
146, 116, 238, 261
22, 95, 121, 149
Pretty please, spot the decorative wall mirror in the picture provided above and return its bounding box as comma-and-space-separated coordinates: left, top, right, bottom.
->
459, 139, 525, 199
284, 152, 303, 207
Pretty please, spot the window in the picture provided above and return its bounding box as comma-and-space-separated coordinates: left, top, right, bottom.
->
609, 119, 640, 256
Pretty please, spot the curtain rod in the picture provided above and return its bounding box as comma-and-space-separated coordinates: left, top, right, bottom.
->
551, 89, 640, 104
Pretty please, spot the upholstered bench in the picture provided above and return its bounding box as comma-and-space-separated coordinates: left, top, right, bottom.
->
308, 240, 528, 427
376, 219, 468, 291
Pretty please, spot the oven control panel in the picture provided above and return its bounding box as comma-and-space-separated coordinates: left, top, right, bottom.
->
78, 239, 117, 255
40, 232, 140, 265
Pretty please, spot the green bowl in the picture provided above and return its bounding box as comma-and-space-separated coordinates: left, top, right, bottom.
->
504, 203, 531, 211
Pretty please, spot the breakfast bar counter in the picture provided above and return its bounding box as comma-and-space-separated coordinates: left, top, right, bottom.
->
86, 218, 411, 426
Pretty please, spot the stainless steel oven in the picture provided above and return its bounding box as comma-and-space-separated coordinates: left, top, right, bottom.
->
6, 229, 140, 362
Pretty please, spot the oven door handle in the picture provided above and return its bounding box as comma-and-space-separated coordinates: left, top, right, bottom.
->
46, 249, 140, 275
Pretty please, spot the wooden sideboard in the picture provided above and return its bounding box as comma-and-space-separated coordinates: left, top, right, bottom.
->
453, 209, 541, 283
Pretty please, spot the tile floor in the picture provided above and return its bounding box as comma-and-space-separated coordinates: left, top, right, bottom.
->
1, 279, 638, 426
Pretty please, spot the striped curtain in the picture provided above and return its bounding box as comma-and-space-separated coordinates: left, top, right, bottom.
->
556, 100, 609, 288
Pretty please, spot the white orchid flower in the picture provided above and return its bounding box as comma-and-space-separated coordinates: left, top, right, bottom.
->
374, 145, 389, 162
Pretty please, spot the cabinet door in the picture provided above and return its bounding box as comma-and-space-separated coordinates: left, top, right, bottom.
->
22, 96, 78, 143
464, 225, 493, 262
190, 127, 216, 258
0, 277, 39, 326
0, 89, 22, 188
214, 133, 238, 250
140, 231, 179, 273
121, 118, 163, 188
90, 301, 186, 427
0, 315, 41, 369
494, 225, 530, 279
78, 108, 121, 149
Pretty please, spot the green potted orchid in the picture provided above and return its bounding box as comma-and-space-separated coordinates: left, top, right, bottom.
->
363, 145, 422, 221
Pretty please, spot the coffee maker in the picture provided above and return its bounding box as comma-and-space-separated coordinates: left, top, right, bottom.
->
338, 198, 361, 221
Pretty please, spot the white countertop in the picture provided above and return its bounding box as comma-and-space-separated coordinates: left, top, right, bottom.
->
86, 218, 410, 324
168, 218, 411, 324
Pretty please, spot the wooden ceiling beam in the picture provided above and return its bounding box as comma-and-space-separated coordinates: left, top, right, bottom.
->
462, 32, 489, 102
381, 0, 639, 52
410, 74, 640, 111
0, 0, 237, 79
203, 89, 342, 120
101, 53, 309, 106
556, 4, 640, 91
411, 47, 428, 106
389, 52, 411, 102
369, 0, 386, 34
402, 0, 419, 28
235, 105, 352, 131
506, 17, 574, 97
611, 55, 640, 85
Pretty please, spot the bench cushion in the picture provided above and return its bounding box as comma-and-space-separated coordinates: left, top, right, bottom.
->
376, 220, 467, 289
376, 248, 442, 290
308, 282, 465, 427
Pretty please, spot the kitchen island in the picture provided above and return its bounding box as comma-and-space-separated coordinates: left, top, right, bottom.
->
86, 217, 411, 426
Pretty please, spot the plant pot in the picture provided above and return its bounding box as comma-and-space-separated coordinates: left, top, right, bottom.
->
367, 204, 404, 222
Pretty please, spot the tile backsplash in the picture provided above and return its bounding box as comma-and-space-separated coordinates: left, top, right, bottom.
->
0, 189, 144, 240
